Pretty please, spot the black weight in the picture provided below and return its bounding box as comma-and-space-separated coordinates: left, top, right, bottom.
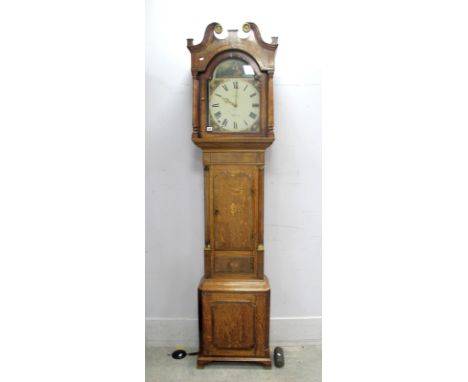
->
273, 346, 285, 368
171, 349, 198, 359
171, 349, 187, 359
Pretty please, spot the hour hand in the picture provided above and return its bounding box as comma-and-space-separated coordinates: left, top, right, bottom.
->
222, 97, 236, 107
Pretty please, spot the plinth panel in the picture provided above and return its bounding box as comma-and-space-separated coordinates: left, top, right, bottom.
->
212, 300, 255, 350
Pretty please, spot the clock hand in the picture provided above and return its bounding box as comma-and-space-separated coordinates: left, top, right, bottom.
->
221, 97, 236, 107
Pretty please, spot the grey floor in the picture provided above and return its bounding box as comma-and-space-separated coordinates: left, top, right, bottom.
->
146, 345, 321, 382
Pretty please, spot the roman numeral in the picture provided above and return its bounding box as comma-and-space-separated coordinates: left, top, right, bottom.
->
244, 120, 248, 126
252, 103, 259, 107
212, 103, 219, 107
233, 122, 238, 129
222, 84, 228, 91
249, 112, 257, 119
233, 81, 238, 89
222, 118, 228, 126
215, 111, 221, 119
243, 84, 248, 91
215, 93, 222, 97
250, 92, 257, 98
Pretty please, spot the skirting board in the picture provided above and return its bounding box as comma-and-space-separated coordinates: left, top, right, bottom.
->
145, 316, 321, 347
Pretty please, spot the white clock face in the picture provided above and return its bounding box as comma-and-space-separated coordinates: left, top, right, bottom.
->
208, 78, 260, 132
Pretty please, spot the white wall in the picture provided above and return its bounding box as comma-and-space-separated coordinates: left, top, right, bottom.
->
146, 0, 321, 345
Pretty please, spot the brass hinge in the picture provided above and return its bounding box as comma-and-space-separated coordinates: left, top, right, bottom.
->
257, 244, 264, 251
204, 243, 211, 250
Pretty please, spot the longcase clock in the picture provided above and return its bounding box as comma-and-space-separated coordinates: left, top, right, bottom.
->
187, 22, 278, 368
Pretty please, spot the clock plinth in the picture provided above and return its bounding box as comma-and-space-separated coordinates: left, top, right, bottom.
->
187, 22, 278, 368
197, 277, 272, 369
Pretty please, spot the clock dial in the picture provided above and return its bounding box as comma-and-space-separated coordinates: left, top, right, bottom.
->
209, 78, 260, 132
207, 58, 261, 133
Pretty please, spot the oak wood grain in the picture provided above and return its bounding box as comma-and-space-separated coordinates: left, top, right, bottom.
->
187, 22, 277, 367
